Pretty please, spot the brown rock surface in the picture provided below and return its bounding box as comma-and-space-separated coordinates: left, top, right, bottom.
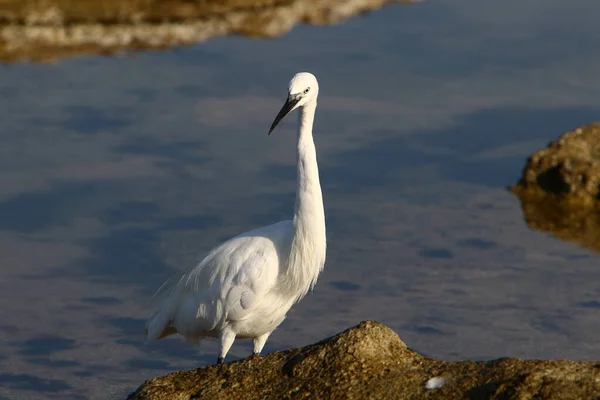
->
126, 321, 600, 400
510, 123, 600, 207
511, 123, 600, 252
0, 0, 415, 62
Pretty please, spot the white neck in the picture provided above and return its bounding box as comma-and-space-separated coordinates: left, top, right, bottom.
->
286, 99, 327, 300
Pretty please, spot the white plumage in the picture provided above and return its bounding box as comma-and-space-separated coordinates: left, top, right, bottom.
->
145, 72, 327, 364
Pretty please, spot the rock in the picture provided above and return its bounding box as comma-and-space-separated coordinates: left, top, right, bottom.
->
126, 321, 600, 400
510, 123, 600, 207
0, 0, 416, 63
510, 123, 600, 252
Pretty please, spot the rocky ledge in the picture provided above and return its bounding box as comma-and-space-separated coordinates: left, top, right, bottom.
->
126, 321, 600, 400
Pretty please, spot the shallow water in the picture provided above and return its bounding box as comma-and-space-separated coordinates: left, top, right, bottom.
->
1, 0, 600, 399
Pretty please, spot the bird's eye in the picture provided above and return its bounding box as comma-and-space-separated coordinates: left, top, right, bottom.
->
304, 87, 310, 94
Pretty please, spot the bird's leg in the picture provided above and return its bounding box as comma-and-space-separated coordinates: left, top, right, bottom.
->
217, 328, 236, 365
251, 331, 271, 357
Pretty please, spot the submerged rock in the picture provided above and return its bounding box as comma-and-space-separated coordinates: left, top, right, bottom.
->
126, 321, 600, 400
510, 123, 600, 207
0, 0, 416, 62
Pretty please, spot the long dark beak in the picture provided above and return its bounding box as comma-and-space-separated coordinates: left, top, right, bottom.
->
268, 95, 301, 135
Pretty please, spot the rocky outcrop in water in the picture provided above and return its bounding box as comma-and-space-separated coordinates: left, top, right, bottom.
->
126, 321, 600, 400
510, 123, 600, 252
511, 123, 600, 206
0, 0, 415, 62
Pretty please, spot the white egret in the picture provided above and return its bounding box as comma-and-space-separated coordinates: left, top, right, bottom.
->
145, 72, 326, 364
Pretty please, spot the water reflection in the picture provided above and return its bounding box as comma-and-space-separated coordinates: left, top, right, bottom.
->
514, 196, 600, 254
0, 0, 416, 63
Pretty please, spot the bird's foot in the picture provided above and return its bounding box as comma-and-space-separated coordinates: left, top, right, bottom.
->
216, 357, 225, 365
247, 352, 262, 361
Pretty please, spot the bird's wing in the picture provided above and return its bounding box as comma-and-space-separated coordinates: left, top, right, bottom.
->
220, 240, 280, 322
176, 220, 292, 327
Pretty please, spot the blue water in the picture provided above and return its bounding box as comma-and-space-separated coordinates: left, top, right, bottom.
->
1, 0, 600, 398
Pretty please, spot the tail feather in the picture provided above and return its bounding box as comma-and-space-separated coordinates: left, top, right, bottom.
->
145, 309, 176, 341
145, 323, 178, 340
145, 282, 180, 341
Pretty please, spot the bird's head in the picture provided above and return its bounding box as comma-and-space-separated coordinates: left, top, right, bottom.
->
268, 72, 319, 135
